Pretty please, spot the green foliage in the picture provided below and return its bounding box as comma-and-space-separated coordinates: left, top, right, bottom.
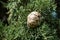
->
3, 22, 59, 40
0, 0, 60, 40
0, 21, 4, 40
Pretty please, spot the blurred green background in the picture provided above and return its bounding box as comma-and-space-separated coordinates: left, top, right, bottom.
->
0, 0, 60, 40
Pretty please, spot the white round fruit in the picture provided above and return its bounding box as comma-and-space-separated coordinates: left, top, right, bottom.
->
27, 11, 41, 28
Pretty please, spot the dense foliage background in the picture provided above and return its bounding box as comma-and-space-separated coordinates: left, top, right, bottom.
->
0, 0, 60, 40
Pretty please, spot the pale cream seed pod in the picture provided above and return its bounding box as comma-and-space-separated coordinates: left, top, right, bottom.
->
27, 11, 41, 28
